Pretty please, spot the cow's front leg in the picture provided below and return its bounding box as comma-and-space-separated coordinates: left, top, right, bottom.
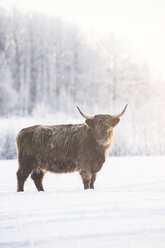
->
90, 173, 97, 189
80, 170, 92, 189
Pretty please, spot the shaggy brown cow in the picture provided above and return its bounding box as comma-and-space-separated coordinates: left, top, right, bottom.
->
16, 105, 127, 191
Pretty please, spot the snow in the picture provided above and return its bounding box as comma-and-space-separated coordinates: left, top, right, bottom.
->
0, 157, 165, 248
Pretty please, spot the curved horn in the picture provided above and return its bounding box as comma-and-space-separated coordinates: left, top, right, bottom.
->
76, 106, 92, 119
113, 104, 128, 118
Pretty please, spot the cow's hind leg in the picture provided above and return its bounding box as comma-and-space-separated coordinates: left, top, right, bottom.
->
80, 170, 92, 189
16, 165, 32, 192
31, 170, 46, 191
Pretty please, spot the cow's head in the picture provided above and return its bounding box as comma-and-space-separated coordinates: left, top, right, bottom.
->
77, 105, 127, 145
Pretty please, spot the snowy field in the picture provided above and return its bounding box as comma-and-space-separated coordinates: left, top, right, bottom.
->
1, 157, 165, 248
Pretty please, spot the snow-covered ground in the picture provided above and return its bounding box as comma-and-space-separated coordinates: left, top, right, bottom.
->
1, 157, 165, 248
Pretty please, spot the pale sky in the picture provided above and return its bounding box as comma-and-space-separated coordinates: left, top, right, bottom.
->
0, 0, 165, 75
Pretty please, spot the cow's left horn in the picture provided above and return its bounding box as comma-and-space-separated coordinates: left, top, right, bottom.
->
76, 106, 92, 119
113, 104, 128, 118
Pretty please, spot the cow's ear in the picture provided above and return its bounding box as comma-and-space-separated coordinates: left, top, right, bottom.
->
112, 118, 120, 127
85, 119, 94, 128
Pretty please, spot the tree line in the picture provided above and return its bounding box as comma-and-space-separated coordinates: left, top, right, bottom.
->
0, 6, 164, 157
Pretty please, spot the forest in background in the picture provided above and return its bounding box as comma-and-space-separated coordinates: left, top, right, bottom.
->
0, 7, 164, 158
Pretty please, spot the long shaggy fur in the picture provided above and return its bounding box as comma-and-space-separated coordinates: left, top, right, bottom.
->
16, 114, 121, 191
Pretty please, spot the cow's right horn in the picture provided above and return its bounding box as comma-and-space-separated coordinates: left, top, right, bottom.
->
76, 106, 92, 119
113, 104, 128, 118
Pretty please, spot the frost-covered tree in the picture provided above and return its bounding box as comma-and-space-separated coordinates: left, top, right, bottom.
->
0, 7, 164, 157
